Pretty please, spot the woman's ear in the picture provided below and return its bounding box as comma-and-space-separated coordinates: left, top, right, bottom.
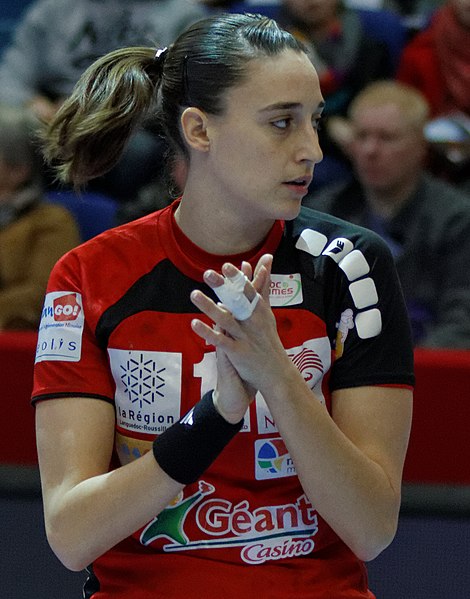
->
180, 107, 210, 153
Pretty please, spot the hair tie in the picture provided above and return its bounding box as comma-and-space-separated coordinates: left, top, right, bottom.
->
153, 47, 168, 75
145, 46, 168, 84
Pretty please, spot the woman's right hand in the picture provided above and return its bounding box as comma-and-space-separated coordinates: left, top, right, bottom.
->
191, 255, 272, 423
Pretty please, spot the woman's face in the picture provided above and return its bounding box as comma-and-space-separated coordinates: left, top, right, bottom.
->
200, 50, 324, 225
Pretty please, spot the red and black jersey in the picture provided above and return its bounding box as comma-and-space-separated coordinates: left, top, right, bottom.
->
32, 200, 414, 598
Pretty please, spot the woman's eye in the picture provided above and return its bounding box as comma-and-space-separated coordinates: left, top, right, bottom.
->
272, 118, 290, 130
312, 117, 322, 131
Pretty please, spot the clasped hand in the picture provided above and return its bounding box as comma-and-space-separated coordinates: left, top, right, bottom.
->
190, 254, 285, 423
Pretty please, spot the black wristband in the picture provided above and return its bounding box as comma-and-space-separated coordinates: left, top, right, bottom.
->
152, 391, 244, 485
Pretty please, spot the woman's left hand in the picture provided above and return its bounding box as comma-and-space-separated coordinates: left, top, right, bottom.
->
190, 254, 290, 398
191, 255, 413, 562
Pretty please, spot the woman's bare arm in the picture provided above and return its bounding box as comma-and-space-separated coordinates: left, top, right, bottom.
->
257, 374, 412, 561
36, 397, 183, 571
190, 258, 412, 561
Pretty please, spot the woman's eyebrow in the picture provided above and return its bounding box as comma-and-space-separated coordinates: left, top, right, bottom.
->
259, 100, 325, 113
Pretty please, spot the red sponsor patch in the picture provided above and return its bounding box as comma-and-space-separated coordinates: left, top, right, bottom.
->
53, 293, 81, 321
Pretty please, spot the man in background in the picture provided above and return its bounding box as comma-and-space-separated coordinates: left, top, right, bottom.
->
305, 80, 470, 348
0, 0, 205, 201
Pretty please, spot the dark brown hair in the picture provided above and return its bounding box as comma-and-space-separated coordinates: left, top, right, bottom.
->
42, 13, 305, 186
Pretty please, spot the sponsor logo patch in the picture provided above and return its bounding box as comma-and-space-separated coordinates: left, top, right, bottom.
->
269, 274, 303, 307
255, 438, 296, 480
140, 481, 318, 564
109, 348, 182, 434
35, 292, 84, 363
255, 337, 331, 434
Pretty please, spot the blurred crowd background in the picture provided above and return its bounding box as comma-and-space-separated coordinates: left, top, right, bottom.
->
0, 0, 469, 347
0, 3, 469, 597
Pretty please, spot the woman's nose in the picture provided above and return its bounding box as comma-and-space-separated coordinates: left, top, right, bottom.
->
297, 125, 323, 165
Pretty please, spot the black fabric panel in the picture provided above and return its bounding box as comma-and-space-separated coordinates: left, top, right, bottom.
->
95, 259, 210, 349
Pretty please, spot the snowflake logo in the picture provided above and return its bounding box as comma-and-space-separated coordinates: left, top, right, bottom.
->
119, 353, 166, 408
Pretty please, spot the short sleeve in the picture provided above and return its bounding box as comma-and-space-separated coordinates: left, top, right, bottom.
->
32, 249, 115, 404
327, 231, 415, 390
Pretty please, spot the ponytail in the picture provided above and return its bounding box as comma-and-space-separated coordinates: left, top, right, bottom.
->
42, 46, 160, 187
41, 14, 305, 188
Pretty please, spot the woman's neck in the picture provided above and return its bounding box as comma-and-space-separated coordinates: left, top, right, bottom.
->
174, 193, 274, 256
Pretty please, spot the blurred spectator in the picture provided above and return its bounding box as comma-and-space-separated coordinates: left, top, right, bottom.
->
115, 153, 187, 224
304, 80, 470, 349
396, 0, 470, 189
423, 112, 470, 192
345, 0, 442, 33
275, 0, 401, 189
396, 0, 470, 119
0, 105, 80, 330
392, 0, 441, 32
277, 0, 397, 117
0, 0, 206, 201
